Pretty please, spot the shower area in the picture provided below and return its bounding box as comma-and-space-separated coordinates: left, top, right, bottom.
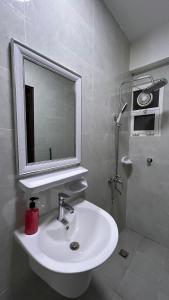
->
104, 65, 169, 300
113, 75, 167, 194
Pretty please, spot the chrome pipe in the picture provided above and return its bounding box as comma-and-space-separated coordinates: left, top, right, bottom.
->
115, 123, 120, 177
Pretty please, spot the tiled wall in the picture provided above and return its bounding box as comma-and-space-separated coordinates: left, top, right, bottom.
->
127, 65, 169, 248
0, 0, 130, 299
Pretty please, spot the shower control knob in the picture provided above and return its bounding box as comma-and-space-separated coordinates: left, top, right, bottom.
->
108, 176, 113, 184
147, 157, 153, 165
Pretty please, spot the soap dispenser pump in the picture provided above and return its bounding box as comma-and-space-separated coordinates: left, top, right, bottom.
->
24, 197, 39, 235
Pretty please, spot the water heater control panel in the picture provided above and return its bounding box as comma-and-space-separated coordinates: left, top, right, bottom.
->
131, 85, 164, 136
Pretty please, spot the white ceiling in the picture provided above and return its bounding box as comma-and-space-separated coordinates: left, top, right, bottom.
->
103, 0, 169, 41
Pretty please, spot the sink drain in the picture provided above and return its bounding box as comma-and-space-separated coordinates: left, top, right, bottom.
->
70, 242, 80, 251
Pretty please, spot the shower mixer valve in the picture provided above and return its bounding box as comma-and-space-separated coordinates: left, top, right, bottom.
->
113, 175, 123, 184
108, 175, 123, 195
108, 175, 123, 184
113, 175, 123, 195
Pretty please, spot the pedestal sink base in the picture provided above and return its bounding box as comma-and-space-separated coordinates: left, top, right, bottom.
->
29, 257, 92, 298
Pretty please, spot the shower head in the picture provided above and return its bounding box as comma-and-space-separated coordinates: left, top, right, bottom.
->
116, 102, 128, 124
137, 78, 168, 107
142, 78, 168, 94
116, 76, 167, 124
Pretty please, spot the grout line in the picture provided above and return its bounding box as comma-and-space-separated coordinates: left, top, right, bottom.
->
126, 225, 169, 250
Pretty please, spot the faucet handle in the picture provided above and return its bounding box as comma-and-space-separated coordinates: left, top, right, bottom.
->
58, 192, 70, 202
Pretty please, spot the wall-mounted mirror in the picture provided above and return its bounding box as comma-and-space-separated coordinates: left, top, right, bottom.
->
11, 40, 81, 176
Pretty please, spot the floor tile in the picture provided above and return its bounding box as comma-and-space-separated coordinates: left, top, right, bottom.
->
115, 228, 143, 266
78, 279, 123, 300
116, 229, 169, 300
117, 269, 158, 300
92, 228, 143, 292
139, 237, 169, 265
128, 250, 163, 284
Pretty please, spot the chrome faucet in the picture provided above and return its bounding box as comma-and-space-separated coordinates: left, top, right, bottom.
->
57, 192, 74, 229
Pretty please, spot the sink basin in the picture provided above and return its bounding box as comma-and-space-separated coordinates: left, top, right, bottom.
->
15, 199, 118, 298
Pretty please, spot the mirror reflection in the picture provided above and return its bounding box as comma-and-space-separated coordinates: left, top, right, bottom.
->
24, 59, 76, 164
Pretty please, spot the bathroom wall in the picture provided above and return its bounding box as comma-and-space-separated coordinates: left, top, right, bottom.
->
130, 21, 169, 72
0, 0, 130, 299
127, 64, 169, 248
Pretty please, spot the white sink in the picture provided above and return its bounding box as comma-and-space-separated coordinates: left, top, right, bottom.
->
15, 199, 118, 298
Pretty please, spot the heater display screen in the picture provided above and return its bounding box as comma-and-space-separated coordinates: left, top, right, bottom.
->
134, 114, 155, 131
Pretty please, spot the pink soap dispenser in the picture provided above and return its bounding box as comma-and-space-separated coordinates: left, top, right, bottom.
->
24, 197, 39, 235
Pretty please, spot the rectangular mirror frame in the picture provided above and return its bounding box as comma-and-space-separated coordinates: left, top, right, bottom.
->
11, 39, 82, 176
